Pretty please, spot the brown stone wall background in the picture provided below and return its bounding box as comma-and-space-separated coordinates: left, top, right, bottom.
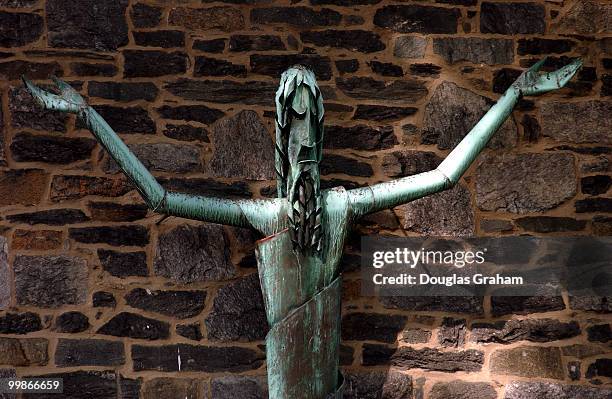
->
0, 0, 610, 398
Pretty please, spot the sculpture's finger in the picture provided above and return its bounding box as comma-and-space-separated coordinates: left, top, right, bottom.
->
22, 75, 82, 113
553, 58, 583, 88
516, 58, 582, 96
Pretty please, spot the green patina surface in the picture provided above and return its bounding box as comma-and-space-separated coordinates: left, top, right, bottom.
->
23, 57, 581, 399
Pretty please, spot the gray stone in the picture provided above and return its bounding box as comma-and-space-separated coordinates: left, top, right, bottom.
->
491, 293, 565, 317
438, 317, 466, 347
10, 133, 96, 164
434, 38, 514, 65
471, 319, 581, 344
0, 60, 63, 81
89, 105, 155, 134
352, 104, 417, 122
132, 344, 264, 372
164, 79, 277, 106
54, 311, 89, 333
320, 154, 374, 177
341, 313, 407, 343
154, 224, 235, 284
0, 368, 15, 399
0, 237, 8, 310
250, 54, 332, 81
7, 208, 89, 226
22, 371, 135, 399
336, 76, 428, 102
0, 312, 41, 335
142, 378, 198, 399
131, 3, 162, 28
490, 346, 564, 379
363, 344, 483, 372
569, 296, 612, 313
54, 339, 125, 367
104, 143, 201, 174
250, 6, 341, 27
97, 312, 169, 340
401, 328, 431, 344
515, 216, 586, 233
480, 2, 545, 34
381, 295, 483, 315
125, 288, 206, 319
208, 375, 268, 399
476, 153, 576, 213
0, 0, 37, 6
123, 50, 187, 78
553, 0, 612, 35
586, 358, 612, 378
0, 11, 43, 48
480, 219, 513, 233
429, 381, 497, 399
300, 30, 384, 53
394, 36, 427, 58
88, 81, 158, 102
46, 0, 129, 51
176, 323, 202, 341
14, 255, 87, 308
343, 370, 412, 399
324, 125, 397, 151
229, 35, 285, 52
97, 250, 147, 278
382, 150, 441, 178
69, 225, 149, 247
561, 344, 605, 359
422, 81, 517, 150
374, 5, 460, 34
399, 184, 474, 236
9, 86, 67, 132
541, 101, 612, 145
208, 110, 275, 180
503, 381, 612, 399
205, 274, 268, 341
580, 156, 610, 173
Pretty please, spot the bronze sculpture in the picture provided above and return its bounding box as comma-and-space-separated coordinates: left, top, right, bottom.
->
23, 57, 581, 398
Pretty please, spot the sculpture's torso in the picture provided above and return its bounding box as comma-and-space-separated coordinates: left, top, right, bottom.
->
255, 187, 352, 398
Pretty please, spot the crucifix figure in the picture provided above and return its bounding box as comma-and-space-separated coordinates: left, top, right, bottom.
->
23, 57, 581, 399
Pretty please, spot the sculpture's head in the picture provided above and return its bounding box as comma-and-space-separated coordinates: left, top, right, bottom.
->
275, 65, 325, 252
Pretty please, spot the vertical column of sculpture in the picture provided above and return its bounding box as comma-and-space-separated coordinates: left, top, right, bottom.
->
257, 67, 346, 398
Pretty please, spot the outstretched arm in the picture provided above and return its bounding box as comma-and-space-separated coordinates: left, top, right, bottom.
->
347, 58, 583, 218
23, 77, 281, 233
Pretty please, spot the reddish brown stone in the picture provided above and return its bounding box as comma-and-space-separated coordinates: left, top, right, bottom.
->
169, 7, 244, 32
0, 169, 49, 206
50, 175, 132, 202
12, 229, 63, 251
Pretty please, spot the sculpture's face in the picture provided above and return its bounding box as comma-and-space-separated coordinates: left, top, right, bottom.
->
275, 66, 325, 251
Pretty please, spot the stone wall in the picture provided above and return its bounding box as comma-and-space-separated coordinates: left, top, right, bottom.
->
0, 0, 610, 398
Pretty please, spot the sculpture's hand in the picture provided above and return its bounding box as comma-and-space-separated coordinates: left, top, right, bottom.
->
347, 58, 582, 218
23, 75, 87, 113
23, 76, 281, 234
513, 57, 583, 96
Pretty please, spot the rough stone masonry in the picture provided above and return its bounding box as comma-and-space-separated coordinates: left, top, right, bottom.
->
0, 0, 611, 398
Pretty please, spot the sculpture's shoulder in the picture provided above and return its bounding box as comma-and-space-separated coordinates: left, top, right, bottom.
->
237, 197, 287, 237
322, 186, 352, 225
